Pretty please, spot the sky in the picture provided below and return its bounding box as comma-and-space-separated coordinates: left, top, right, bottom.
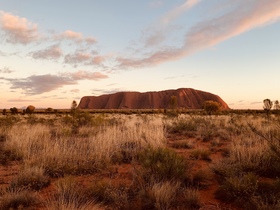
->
0, 0, 279, 109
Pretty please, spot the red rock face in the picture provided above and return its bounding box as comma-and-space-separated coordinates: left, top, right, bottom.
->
78, 88, 230, 110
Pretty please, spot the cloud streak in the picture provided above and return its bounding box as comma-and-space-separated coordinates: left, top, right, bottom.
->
119, 0, 280, 68
144, 0, 200, 47
0, 11, 39, 44
57, 30, 97, 45
63, 70, 109, 81
9, 74, 77, 95
31, 45, 63, 60
5, 70, 108, 95
0, 67, 14, 73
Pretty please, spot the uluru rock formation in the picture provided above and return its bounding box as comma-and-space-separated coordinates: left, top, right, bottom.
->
78, 88, 230, 110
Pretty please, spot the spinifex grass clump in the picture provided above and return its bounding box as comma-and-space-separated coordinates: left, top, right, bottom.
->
0, 188, 38, 210
10, 166, 50, 191
44, 177, 103, 210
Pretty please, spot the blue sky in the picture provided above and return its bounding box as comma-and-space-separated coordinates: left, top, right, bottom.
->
0, 0, 279, 109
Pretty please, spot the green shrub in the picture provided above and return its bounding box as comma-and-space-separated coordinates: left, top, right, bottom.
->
137, 147, 190, 182
166, 119, 197, 136
215, 173, 258, 203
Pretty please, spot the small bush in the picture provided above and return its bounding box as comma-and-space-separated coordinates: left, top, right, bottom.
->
166, 119, 197, 137
215, 173, 258, 203
10, 166, 50, 191
104, 185, 130, 209
45, 176, 102, 210
171, 140, 194, 149
182, 188, 201, 209
137, 147, 190, 182
0, 189, 38, 209
190, 149, 211, 161
192, 169, 212, 188
146, 181, 180, 210
0, 145, 23, 165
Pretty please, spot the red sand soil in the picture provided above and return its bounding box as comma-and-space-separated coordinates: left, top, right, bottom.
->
0, 136, 239, 210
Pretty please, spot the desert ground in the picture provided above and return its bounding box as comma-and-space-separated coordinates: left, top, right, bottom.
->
0, 110, 279, 210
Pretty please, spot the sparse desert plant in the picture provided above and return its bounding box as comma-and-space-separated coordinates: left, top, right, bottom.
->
146, 181, 181, 210
44, 176, 102, 210
203, 101, 221, 115
103, 185, 130, 209
215, 173, 259, 206
0, 188, 38, 210
10, 107, 19, 115
192, 169, 213, 188
190, 149, 211, 161
166, 118, 197, 137
26, 105, 35, 114
10, 166, 50, 191
137, 147, 190, 182
182, 188, 201, 209
170, 140, 194, 149
263, 98, 273, 119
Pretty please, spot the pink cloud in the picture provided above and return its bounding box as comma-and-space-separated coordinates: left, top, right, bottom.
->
90, 56, 106, 65
0, 11, 39, 44
64, 52, 92, 65
32, 45, 63, 60
161, 0, 200, 25
9, 74, 77, 95
119, 0, 280, 68
58, 30, 97, 44
144, 0, 200, 47
64, 51, 108, 66
67, 70, 109, 81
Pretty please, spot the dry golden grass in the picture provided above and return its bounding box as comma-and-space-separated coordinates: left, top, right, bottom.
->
0, 112, 279, 209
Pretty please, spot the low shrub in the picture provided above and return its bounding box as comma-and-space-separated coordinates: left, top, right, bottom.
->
0, 189, 38, 209
10, 166, 50, 191
182, 188, 201, 209
215, 173, 258, 204
44, 177, 102, 210
137, 147, 190, 182
146, 181, 180, 210
190, 149, 211, 161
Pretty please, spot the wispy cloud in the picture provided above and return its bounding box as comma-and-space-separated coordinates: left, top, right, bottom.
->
0, 67, 14, 73
31, 44, 63, 60
64, 52, 92, 65
63, 70, 109, 81
70, 89, 80, 93
6, 69, 108, 95
57, 30, 97, 45
64, 51, 108, 67
149, 1, 163, 8
119, 0, 280, 68
9, 74, 76, 95
0, 11, 39, 44
162, 0, 200, 25
144, 0, 200, 47
8, 98, 37, 102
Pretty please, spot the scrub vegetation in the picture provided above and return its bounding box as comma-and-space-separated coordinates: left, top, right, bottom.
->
0, 108, 279, 209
